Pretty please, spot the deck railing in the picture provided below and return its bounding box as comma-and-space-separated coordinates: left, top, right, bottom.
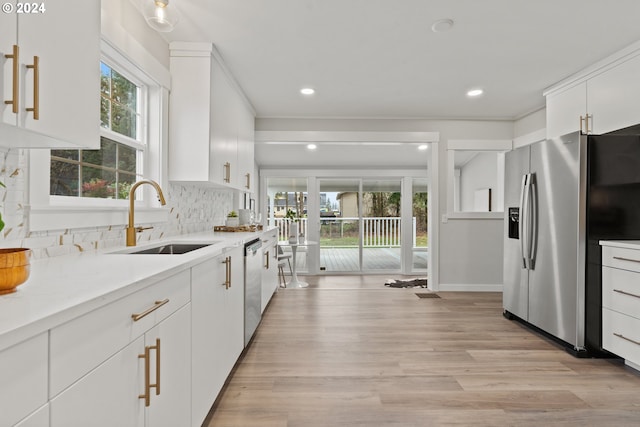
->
274, 217, 420, 248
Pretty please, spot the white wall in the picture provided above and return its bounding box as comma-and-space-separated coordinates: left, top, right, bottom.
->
458, 152, 498, 212
256, 117, 513, 290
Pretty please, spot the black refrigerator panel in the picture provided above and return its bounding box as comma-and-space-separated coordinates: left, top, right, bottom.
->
588, 135, 640, 240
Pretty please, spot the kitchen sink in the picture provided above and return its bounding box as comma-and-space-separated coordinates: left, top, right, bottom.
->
117, 243, 213, 255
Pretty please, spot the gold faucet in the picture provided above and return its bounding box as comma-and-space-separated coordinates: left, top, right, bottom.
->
126, 180, 167, 246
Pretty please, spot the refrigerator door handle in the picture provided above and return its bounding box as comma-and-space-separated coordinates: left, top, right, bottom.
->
529, 173, 538, 270
518, 174, 529, 269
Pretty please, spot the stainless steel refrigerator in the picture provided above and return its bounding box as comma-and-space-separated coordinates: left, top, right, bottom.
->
504, 130, 640, 355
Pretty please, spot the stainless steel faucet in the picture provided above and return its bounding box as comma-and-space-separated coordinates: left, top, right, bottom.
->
126, 180, 167, 246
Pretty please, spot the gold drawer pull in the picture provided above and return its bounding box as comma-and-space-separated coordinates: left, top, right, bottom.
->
613, 289, 640, 300
613, 256, 640, 264
4, 45, 19, 113
614, 333, 640, 347
131, 299, 170, 322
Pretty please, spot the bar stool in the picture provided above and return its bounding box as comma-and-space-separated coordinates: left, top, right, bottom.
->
277, 244, 292, 287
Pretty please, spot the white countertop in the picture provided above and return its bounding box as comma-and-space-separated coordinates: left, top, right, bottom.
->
0, 229, 269, 352
599, 240, 640, 250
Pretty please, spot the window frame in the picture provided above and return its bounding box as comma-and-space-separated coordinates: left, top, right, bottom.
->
27, 38, 170, 231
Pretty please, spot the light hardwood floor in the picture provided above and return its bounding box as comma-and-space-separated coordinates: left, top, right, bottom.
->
205, 276, 640, 426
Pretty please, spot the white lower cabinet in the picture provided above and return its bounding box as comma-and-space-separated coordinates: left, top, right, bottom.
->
0, 333, 48, 427
49, 270, 192, 427
191, 246, 244, 427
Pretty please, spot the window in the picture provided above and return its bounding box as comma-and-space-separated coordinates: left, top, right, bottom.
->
50, 62, 145, 200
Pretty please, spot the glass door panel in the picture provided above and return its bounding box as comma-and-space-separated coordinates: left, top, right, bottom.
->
362, 179, 402, 271
266, 177, 309, 273
412, 178, 428, 271
319, 179, 360, 272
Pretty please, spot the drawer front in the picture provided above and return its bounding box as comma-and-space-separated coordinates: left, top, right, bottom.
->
602, 266, 640, 318
0, 333, 48, 427
602, 246, 640, 273
50, 269, 190, 397
261, 229, 278, 246
602, 308, 640, 366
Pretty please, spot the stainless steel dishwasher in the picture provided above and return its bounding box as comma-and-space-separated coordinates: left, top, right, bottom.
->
244, 238, 263, 346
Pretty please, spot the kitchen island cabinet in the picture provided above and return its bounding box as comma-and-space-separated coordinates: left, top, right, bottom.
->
0, 0, 100, 149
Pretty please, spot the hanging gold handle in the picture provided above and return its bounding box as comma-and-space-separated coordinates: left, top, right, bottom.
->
614, 332, 640, 347
227, 255, 232, 288
265, 250, 270, 269
138, 338, 161, 407
26, 56, 39, 120
585, 114, 592, 134
223, 162, 231, 183
131, 299, 170, 322
4, 45, 19, 113
221, 257, 230, 289
245, 173, 251, 189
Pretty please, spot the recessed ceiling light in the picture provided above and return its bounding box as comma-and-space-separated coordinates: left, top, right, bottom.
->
418, 144, 428, 151
467, 89, 484, 97
431, 19, 454, 33
307, 144, 317, 150
300, 88, 315, 95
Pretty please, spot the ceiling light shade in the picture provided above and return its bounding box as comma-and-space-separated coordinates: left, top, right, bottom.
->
431, 19, 454, 33
300, 88, 315, 95
418, 144, 428, 150
142, 0, 180, 33
307, 144, 317, 150
467, 89, 484, 97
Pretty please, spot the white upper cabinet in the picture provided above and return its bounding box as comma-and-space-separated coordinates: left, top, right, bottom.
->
0, 0, 100, 149
169, 42, 255, 191
588, 54, 640, 135
546, 82, 587, 139
545, 45, 640, 139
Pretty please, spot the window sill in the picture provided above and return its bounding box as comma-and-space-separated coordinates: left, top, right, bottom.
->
28, 205, 170, 232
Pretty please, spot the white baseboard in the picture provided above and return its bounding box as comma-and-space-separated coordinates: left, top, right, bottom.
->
438, 283, 503, 292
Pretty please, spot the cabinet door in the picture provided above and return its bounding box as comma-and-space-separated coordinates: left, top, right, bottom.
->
145, 304, 191, 427
0, 9, 17, 126
50, 337, 145, 427
546, 82, 587, 139
0, 333, 48, 427
261, 245, 279, 313
226, 245, 245, 357
210, 58, 239, 187
588, 54, 640, 134
236, 98, 255, 191
191, 254, 228, 426
18, 0, 100, 148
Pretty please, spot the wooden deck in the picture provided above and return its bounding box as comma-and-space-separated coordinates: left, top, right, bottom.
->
285, 247, 428, 272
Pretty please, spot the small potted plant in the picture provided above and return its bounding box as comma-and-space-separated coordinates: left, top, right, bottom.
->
226, 210, 239, 227
285, 209, 300, 243
0, 181, 31, 295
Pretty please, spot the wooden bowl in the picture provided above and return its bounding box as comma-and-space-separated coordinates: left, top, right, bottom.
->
0, 248, 31, 295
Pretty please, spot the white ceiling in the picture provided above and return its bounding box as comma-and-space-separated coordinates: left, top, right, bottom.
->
161, 0, 640, 167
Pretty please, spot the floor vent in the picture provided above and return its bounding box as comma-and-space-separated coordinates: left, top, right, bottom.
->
415, 293, 440, 299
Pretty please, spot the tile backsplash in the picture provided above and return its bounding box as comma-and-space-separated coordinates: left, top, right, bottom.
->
0, 149, 232, 258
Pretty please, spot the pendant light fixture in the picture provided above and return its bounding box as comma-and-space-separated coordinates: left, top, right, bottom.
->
142, 0, 180, 33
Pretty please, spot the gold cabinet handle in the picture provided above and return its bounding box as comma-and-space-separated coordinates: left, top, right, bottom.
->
265, 250, 270, 269
131, 299, 170, 322
579, 114, 592, 134
614, 332, 640, 347
26, 56, 39, 120
4, 45, 19, 113
227, 255, 232, 287
223, 162, 231, 183
221, 257, 230, 289
138, 338, 161, 407
245, 172, 251, 189
613, 289, 640, 300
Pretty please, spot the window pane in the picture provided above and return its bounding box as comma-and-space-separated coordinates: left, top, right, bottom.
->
81, 167, 116, 198
118, 144, 138, 173
111, 70, 137, 110
50, 160, 79, 196
51, 150, 79, 161
117, 172, 137, 199
112, 102, 137, 139
100, 63, 111, 96
100, 97, 110, 129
